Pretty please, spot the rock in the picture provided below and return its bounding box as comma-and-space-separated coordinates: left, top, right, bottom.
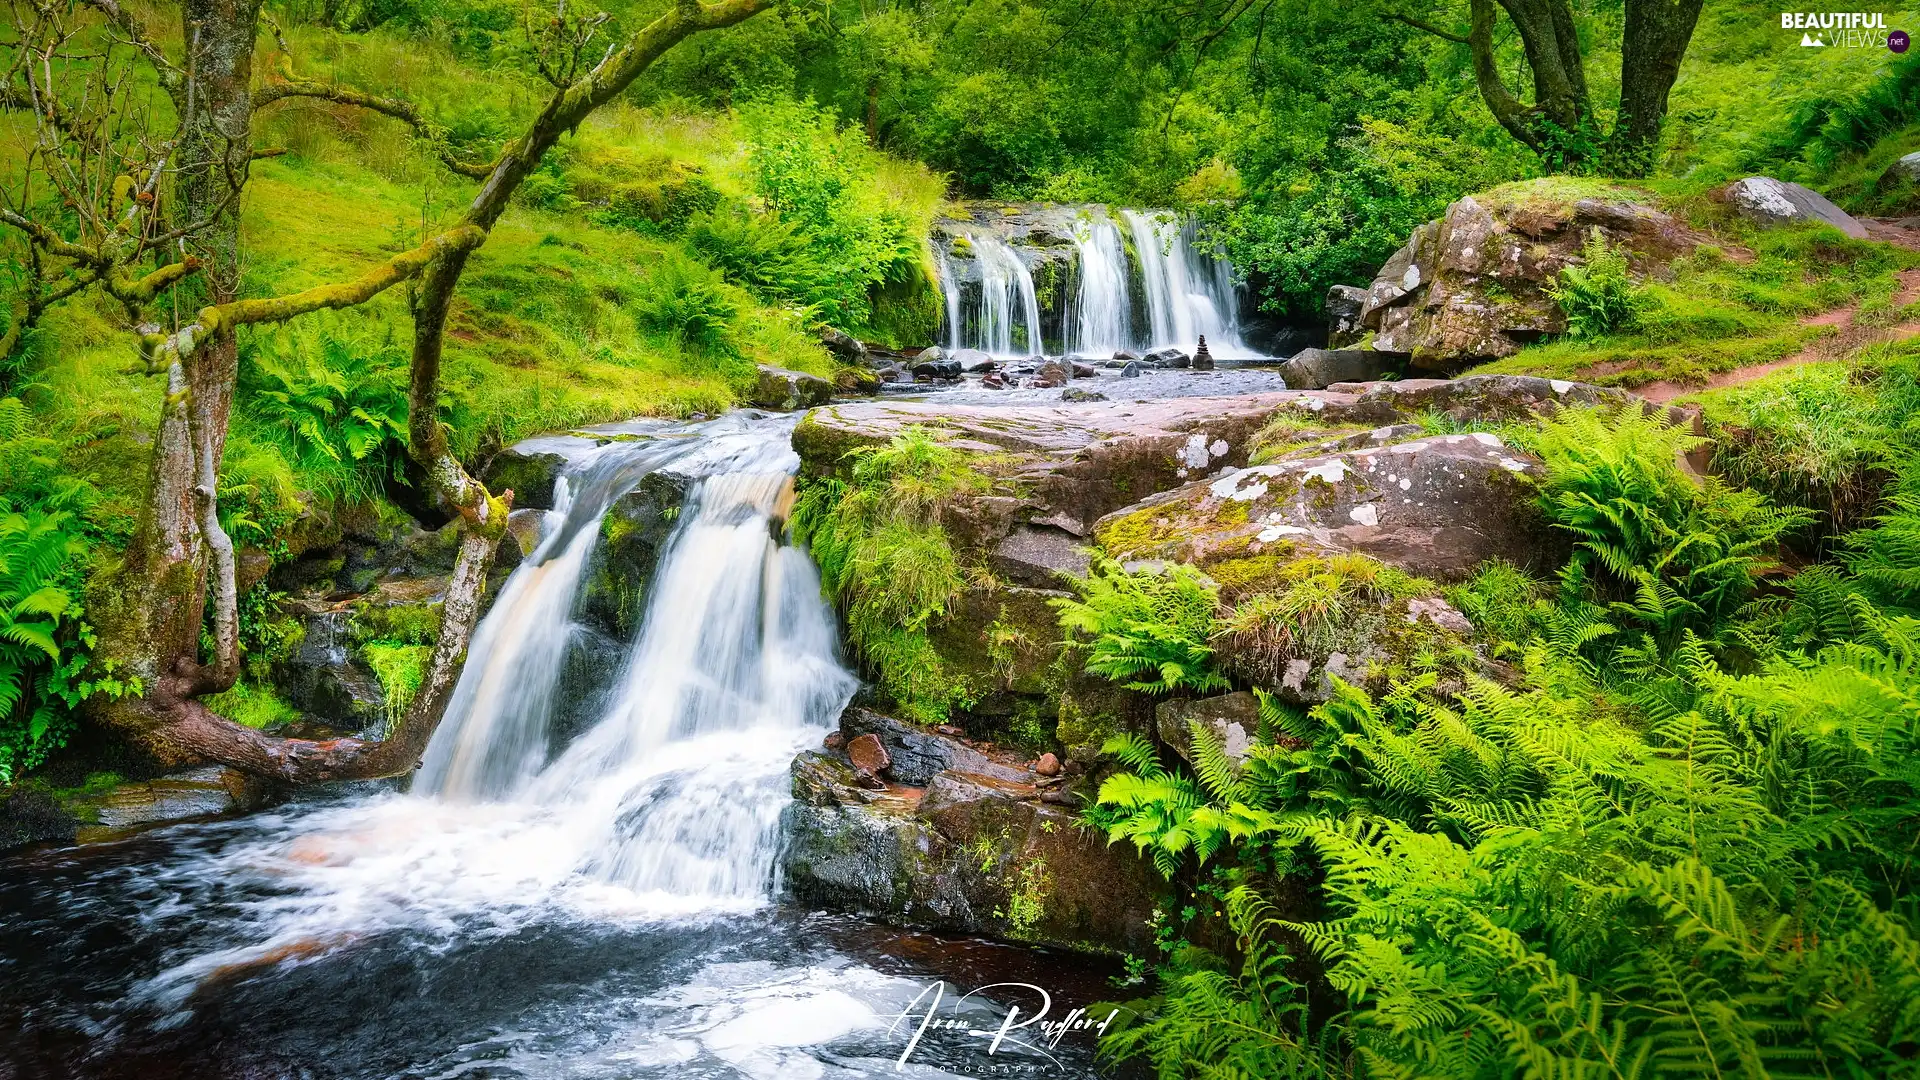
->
1155, 692, 1260, 767
1035, 752, 1061, 777
65, 766, 274, 837
1326, 284, 1369, 347
818, 326, 869, 367
913, 357, 963, 380
1070, 360, 1098, 379
1360, 181, 1710, 371
549, 624, 626, 750
1112, 350, 1142, 364
276, 609, 386, 732
834, 366, 880, 395
575, 471, 690, 639
1192, 337, 1215, 371
1034, 359, 1071, 388
981, 371, 1007, 389
1876, 152, 1920, 195
847, 732, 893, 777
1119, 361, 1143, 378
0, 786, 75, 851
783, 715, 1164, 952
1278, 347, 1399, 390
1061, 387, 1107, 403
748, 365, 834, 411
990, 525, 1091, 587
953, 349, 997, 373
1094, 430, 1561, 583
841, 707, 1029, 786
915, 346, 946, 364
1406, 596, 1474, 634
1146, 347, 1191, 369
482, 444, 570, 511
504, 508, 545, 559
1725, 176, 1869, 240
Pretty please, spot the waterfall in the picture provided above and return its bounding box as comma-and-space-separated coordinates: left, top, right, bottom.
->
1122, 209, 1246, 356
410, 412, 857, 903
936, 247, 963, 352
965, 232, 1044, 356
1067, 213, 1131, 356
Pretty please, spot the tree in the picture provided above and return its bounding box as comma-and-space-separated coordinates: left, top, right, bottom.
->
1388, 0, 1705, 174
0, 0, 773, 784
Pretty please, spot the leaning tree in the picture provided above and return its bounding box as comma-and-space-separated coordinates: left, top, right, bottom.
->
0, 0, 773, 784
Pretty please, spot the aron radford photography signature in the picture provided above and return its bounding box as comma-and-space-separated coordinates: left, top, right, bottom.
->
886, 981, 1121, 1072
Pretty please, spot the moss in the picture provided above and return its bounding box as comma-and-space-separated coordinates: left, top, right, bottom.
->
1095, 504, 1179, 557
1206, 552, 1296, 597
362, 641, 431, 731
203, 681, 302, 730
350, 601, 442, 646
1213, 499, 1251, 526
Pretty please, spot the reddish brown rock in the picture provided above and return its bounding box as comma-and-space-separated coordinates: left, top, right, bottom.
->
823, 731, 846, 751
1035, 752, 1061, 777
847, 733, 892, 777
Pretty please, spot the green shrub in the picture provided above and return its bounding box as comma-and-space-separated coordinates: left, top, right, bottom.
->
242, 316, 411, 501
635, 257, 738, 354
1548, 228, 1641, 338
0, 510, 84, 782
1054, 554, 1226, 696
362, 641, 430, 732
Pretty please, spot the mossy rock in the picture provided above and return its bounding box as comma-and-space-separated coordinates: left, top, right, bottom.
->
575, 471, 689, 639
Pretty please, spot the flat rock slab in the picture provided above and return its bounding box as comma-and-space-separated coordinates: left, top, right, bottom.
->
1726, 177, 1870, 240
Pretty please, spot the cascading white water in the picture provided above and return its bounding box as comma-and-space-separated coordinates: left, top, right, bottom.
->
1067, 213, 1131, 355
936, 248, 964, 352
964, 232, 1044, 356
1122, 209, 1247, 356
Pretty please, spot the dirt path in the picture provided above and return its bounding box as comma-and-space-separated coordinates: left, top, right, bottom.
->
1636, 221, 1920, 403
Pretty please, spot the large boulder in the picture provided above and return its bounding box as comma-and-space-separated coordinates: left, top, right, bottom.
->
1094, 431, 1560, 582
1725, 176, 1870, 240
1278, 347, 1399, 390
783, 709, 1166, 952
1360, 181, 1709, 371
574, 472, 689, 639
482, 438, 582, 511
818, 326, 869, 368
748, 365, 833, 412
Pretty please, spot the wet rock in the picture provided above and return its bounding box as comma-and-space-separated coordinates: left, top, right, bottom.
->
1035, 752, 1061, 777
1070, 360, 1098, 379
1119, 361, 1143, 378
1094, 431, 1561, 582
1034, 360, 1071, 388
953, 349, 997, 373
991, 525, 1091, 587
913, 357, 963, 380
504, 508, 545, 560
834, 366, 881, 396
0, 786, 76, 851
549, 624, 626, 751
1726, 176, 1869, 239
981, 371, 1008, 389
482, 445, 570, 511
1156, 692, 1260, 767
783, 710, 1165, 952
1060, 387, 1107, 403
1146, 347, 1191, 369
841, 707, 1029, 786
66, 766, 273, 837
1326, 284, 1369, 347
872, 361, 906, 383
276, 609, 386, 732
748, 364, 834, 412
575, 471, 690, 639
1360, 181, 1710, 371
824, 731, 846, 751
1112, 349, 1142, 365
847, 732, 892, 779
1192, 337, 1215, 372
1278, 347, 1400, 390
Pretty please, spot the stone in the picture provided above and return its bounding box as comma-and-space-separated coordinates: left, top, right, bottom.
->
982, 371, 1007, 389
818, 326, 869, 367
1119, 361, 1143, 378
953, 348, 997, 373
1406, 596, 1474, 634
1112, 350, 1142, 364
0, 786, 76, 851
748, 364, 834, 411
1279, 347, 1399, 390
1060, 387, 1107, 403
1326, 284, 1369, 347
275, 609, 386, 732
574, 471, 689, 639
913, 357, 963, 380
1726, 176, 1869, 240
1034, 360, 1071, 388
834, 366, 880, 395
1035, 752, 1061, 777
1094, 430, 1562, 582
481, 444, 570, 511
504, 507, 545, 559
990, 525, 1091, 587
1146, 347, 1191, 369
841, 707, 1029, 786
782, 718, 1165, 951
823, 731, 847, 751
1155, 692, 1260, 767
847, 732, 892, 775
1359, 181, 1710, 371
1070, 360, 1098, 378
1192, 337, 1215, 371
1877, 152, 1920, 196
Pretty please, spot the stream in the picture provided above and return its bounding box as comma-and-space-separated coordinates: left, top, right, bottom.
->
0, 413, 1125, 1080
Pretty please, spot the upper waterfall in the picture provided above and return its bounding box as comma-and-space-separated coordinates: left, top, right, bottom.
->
932, 203, 1249, 358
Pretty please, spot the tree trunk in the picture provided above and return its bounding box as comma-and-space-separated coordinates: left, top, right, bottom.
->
88, 0, 775, 786
1605, 0, 1705, 176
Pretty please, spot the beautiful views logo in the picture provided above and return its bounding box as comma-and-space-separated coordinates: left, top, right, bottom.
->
1780, 10, 1899, 47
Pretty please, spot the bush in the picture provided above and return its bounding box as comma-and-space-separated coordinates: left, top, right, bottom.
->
1054, 554, 1226, 696
635, 257, 738, 354
242, 317, 411, 502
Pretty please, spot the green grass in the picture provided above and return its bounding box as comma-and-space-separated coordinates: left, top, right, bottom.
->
200, 681, 302, 730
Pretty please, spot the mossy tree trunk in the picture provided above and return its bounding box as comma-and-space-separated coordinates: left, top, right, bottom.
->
87, 0, 775, 785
